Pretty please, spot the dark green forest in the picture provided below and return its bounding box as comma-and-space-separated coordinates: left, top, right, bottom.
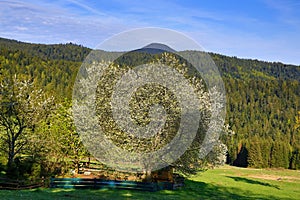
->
0, 37, 299, 180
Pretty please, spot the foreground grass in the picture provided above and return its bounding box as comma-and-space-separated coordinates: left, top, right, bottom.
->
0, 166, 299, 200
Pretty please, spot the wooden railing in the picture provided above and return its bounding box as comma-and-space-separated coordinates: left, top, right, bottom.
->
0, 177, 45, 190
50, 178, 176, 191
0, 174, 184, 191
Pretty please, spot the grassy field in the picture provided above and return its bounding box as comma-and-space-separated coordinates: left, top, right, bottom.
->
0, 165, 299, 200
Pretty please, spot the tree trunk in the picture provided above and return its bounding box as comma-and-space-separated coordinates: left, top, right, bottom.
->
7, 139, 16, 177
142, 169, 152, 182
8, 139, 15, 164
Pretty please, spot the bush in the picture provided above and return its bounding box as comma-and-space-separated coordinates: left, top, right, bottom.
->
6, 156, 42, 181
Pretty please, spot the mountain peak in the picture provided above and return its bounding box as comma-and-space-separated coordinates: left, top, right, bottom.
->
142, 43, 176, 53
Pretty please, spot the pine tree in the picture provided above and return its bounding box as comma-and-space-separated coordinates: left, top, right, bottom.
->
247, 136, 263, 168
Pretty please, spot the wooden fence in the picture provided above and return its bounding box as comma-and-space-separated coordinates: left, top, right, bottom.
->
50, 178, 176, 191
0, 175, 184, 191
0, 177, 45, 190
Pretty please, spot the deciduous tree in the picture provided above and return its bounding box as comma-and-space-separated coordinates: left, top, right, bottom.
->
0, 75, 53, 176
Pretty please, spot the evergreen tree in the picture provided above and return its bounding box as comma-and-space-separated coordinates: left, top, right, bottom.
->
247, 136, 263, 168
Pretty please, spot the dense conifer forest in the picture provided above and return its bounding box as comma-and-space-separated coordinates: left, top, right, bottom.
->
0, 37, 299, 180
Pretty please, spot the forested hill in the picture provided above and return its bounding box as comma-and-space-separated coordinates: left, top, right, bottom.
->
0, 37, 299, 169
211, 53, 300, 82
0, 37, 91, 62
1, 37, 299, 80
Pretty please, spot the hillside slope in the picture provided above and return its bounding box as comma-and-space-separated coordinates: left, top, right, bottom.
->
0, 37, 299, 169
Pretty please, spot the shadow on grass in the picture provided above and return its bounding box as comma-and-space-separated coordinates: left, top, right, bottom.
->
1, 180, 284, 200
226, 176, 280, 190
176, 179, 282, 200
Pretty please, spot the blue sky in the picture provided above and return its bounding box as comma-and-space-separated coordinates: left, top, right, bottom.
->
0, 0, 299, 65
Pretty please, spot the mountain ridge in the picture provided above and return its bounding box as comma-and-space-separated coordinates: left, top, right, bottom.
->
1, 37, 299, 67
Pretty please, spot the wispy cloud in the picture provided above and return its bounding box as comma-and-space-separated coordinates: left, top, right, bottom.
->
262, 0, 300, 27
0, 0, 129, 46
66, 0, 108, 16
0, 0, 299, 64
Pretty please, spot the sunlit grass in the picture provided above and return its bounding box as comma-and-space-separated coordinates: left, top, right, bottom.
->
0, 165, 299, 200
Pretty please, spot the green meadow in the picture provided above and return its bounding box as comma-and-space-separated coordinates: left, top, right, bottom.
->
1, 165, 299, 200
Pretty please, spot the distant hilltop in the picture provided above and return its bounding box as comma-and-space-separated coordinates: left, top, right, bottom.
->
142, 43, 176, 53
129, 43, 176, 54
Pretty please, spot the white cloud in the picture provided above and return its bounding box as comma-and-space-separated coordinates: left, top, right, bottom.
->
14, 26, 28, 31
0, 0, 130, 47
